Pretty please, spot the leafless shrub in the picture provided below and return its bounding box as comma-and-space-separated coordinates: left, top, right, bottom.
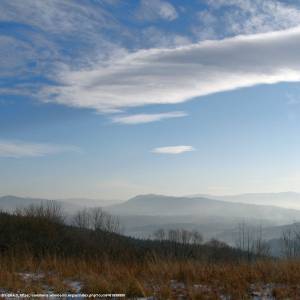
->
72, 208, 121, 234
14, 201, 65, 224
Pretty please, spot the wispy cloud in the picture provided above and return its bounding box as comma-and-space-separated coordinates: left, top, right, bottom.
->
136, 0, 178, 21
152, 145, 195, 154
41, 26, 300, 113
0, 0, 116, 35
0, 140, 80, 158
3, 1, 300, 117
195, 0, 300, 39
112, 111, 187, 124
0, 0, 128, 80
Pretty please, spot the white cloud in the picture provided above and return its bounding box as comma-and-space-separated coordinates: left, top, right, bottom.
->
112, 111, 187, 124
141, 27, 191, 48
152, 145, 195, 154
196, 0, 300, 39
0, 0, 115, 35
0, 140, 79, 158
41, 26, 300, 112
136, 0, 178, 21
0, 0, 129, 78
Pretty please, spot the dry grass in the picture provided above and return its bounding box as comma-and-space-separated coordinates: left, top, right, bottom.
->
1, 255, 300, 299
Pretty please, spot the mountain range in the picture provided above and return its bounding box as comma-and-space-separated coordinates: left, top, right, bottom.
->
106, 194, 300, 223
105, 194, 300, 243
189, 192, 300, 210
2, 193, 300, 247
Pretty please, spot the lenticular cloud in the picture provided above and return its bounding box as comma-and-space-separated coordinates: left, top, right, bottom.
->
42, 26, 300, 112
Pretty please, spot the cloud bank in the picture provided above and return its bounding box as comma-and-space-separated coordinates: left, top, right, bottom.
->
112, 111, 187, 124
152, 145, 195, 154
42, 26, 300, 113
0, 140, 79, 158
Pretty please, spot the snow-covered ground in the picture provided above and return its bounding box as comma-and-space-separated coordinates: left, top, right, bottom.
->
0, 274, 286, 299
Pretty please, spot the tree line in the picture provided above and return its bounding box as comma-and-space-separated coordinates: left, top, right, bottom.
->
0, 201, 249, 262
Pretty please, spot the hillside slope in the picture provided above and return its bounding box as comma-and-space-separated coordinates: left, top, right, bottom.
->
0, 210, 246, 262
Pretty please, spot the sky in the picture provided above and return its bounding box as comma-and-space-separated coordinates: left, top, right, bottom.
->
1, 0, 300, 200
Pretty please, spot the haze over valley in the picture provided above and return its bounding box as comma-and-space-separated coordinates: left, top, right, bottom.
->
3, 0, 300, 297
2, 192, 300, 251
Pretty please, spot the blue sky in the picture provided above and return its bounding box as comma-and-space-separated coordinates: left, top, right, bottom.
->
1, 0, 300, 199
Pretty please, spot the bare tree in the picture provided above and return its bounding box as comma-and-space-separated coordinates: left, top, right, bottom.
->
15, 201, 65, 224
72, 207, 121, 234
168, 229, 178, 243
235, 223, 270, 260
281, 224, 300, 258
251, 225, 270, 257
153, 228, 166, 241
103, 212, 121, 233
191, 230, 203, 245
180, 229, 192, 245
89, 208, 106, 230
153, 228, 203, 245
72, 208, 91, 229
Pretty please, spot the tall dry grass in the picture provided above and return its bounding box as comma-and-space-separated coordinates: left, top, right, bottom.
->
1, 255, 300, 299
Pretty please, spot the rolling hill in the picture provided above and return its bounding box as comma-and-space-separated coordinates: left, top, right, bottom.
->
105, 194, 300, 242
4, 194, 300, 247
106, 194, 300, 223
189, 192, 300, 210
